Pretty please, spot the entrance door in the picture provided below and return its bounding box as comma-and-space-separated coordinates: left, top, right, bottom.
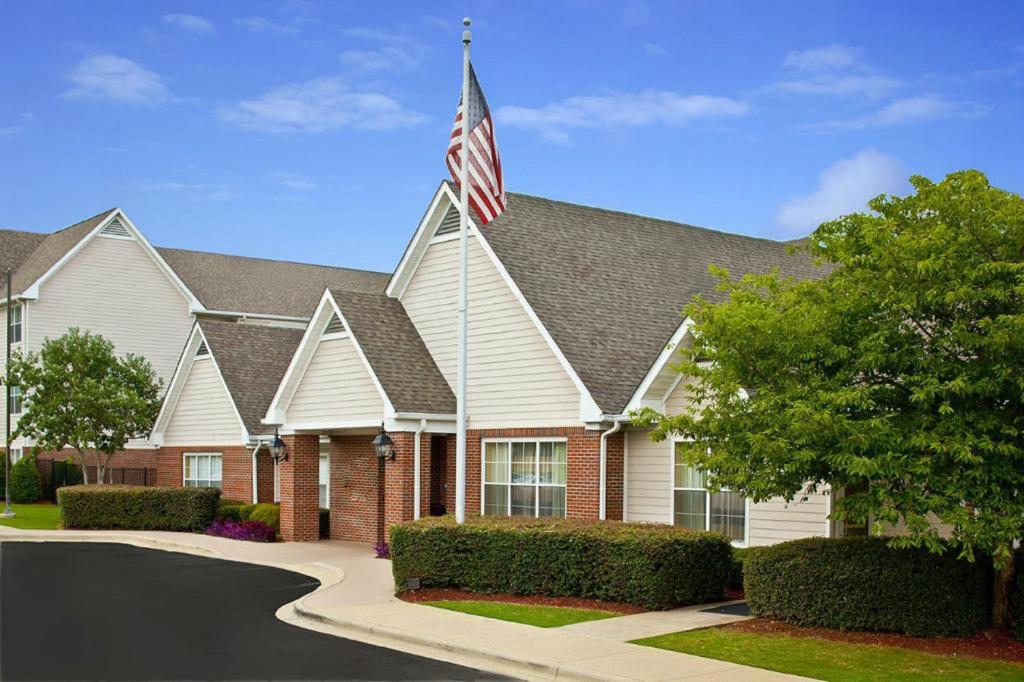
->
429, 436, 448, 516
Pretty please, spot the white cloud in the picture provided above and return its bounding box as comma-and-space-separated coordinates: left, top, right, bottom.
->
641, 41, 667, 57
271, 171, 318, 190
235, 17, 299, 36
812, 95, 992, 131
497, 91, 750, 142
776, 148, 906, 236
340, 46, 418, 72
783, 45, 862, 72
162, 13, 213, 35
65, 54, 171, 105
219, 77, 427, 133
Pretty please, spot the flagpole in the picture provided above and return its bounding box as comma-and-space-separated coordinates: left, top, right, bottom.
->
454, 17, 472, 525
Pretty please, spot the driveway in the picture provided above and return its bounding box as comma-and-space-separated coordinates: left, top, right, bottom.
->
0, 542, 506, 681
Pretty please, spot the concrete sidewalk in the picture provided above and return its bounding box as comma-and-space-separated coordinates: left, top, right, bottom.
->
0, 526, 805, 682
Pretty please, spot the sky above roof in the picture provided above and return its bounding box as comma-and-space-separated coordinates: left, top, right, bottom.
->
1, 1, 1021, 273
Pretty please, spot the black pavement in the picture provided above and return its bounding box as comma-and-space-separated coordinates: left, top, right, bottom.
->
0, 542, 509, 681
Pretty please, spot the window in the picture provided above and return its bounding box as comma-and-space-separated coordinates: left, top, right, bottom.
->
8, 304, 21, 344
9, 385, 23, 415
673, 442, 747, 543
7, 447, 22, 464
482, 439, 566, 518
319, 441, 330, 509
183, 453, 222, 488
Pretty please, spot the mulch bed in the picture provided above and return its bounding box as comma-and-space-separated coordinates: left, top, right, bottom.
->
399, 588, 647, 614
726, 618, 1024, 664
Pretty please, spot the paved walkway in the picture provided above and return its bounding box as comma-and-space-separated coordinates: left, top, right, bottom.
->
0, 526, 806, 682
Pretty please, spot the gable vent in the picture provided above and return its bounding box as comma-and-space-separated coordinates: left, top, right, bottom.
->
325, 314, 346, 335
435, 204, 461, 237
196, 340, 210, 357
100, 217, 131, 238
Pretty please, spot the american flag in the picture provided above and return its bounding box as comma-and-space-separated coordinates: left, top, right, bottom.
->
446, 63, 506, 225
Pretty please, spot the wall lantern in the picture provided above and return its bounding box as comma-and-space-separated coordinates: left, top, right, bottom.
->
270, 428, 288, 464
372, 423, 395, 461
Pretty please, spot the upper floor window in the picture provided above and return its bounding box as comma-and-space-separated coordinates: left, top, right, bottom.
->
8, 304, 21, 344
9, 385, 23, 415
673, 442, 747, 544
482, 439, 566, 518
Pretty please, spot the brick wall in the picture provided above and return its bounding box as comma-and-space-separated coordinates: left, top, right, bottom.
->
34, 448, 157, 469
255, 449, 275, 503
279, 434, 319, 542
155, 445, 253, 503
327, 435, 380, 543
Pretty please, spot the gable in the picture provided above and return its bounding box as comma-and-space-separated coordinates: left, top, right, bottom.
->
162, 356, 246, 446
29, 228, 195, 386
284, 335, 386, 425
399, 231, 583, 428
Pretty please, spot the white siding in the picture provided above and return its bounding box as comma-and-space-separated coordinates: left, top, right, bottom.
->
625, 429, 672, 524
29, 234, 194, 391
400, 235, 580, 427
285, 336, 384, 423
163, 358, 244, 446
664, 374, 698, 415
748, 491, 830, 546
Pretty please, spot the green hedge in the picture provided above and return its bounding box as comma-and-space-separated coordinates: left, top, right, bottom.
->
390, 516, 733, 610
744, 537, 989, 637
10, 454, 42, 503
729, 547, 760, 590
216, 499, 247, 522
241, 503, 279, 531
58, 485, 220, 532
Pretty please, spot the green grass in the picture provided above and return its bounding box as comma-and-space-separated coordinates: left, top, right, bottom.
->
633, 628, 1024, 681
424, 600, 620, 628
0, 503, 61, 530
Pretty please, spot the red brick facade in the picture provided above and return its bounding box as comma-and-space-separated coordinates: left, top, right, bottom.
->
278, 434, 320, 542
156, 445, 261, 503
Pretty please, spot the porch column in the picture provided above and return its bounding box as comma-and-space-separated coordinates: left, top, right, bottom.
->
384, 432, 418, 529
279, 434, 319, 542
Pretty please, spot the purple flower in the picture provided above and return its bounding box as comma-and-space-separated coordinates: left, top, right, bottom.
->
374, 540, 390, 558
206, 519, 276, 542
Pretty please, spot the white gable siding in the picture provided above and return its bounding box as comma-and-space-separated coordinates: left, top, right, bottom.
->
162, 358, 244, 446
748, 492, 830, 546
285, 336, 384, 423
29, 234, 193, 390
664, 374, 698, 415
625, 430, 672, 523
400, 235, 580, 427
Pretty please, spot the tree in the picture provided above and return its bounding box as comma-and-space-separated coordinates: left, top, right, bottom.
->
6, 328, 162, 485
635, 171, 1024, 626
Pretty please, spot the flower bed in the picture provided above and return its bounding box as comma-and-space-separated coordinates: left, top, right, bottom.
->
205, 518, 276, 542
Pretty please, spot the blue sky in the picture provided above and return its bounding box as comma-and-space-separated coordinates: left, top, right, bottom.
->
1, 1, 1022, 272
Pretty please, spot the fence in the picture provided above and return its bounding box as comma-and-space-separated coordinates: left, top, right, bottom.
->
37, 459, 157, 502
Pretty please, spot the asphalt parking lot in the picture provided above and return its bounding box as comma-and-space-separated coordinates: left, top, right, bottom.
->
0, 541, 507, 681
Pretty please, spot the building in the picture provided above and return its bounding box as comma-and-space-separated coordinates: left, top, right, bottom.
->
153, 181, 838, 544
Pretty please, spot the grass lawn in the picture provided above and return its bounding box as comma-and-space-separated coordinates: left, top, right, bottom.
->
0, 503, 61, 530
633, 628, 1024, 681
424, 600, 620, 628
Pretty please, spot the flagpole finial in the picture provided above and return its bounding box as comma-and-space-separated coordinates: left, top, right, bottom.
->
462, 17, 472, 44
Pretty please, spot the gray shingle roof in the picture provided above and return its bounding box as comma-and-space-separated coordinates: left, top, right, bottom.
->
2, 210, 115, 298
330, 289, 455, 415
197, 319, 304, 435
0, 229, 47, 296
479, 192, 828, 414
158, 247, 390, 318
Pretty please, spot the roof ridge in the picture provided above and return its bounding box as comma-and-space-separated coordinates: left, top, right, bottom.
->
156, 245, 389, 277
46, 208, 118, 236
506, 190, 791, 245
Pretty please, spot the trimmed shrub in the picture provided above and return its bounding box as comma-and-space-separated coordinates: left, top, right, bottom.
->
58, 485, 220, 532
390, 516, 733, 610
216, 499, 247, 522
729, 547, 760, 590
247, 503, 280, 532
206, 518, 276, 542
237, 503, 256, 520
319, 508, 330, 539
744, 537, 989, 637
9, 454, 43, 503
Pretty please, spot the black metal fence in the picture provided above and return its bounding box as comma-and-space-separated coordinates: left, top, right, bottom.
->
37, 459, 157, 502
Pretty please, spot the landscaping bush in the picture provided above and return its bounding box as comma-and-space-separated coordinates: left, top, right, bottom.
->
744, 537, 989, 637
57, 485, 220, 532
246, 503, 280, 532
216, 499, 247, 522
729, 547, 760, 590
9, 454, 42, 503
206, 518, 276, 542
319, 508, 330, 539
390, 516, 733, 610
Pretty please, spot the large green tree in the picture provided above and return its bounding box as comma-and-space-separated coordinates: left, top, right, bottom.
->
636, 171, 1024, 625
6, 328, 162, 484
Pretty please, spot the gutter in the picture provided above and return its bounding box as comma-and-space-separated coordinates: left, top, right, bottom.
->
599, 415, 629, 520
250, 442, 263, 504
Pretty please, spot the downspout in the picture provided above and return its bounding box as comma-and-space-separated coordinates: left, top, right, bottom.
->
250, 442, 262, 504
599, 419, 624, 520
413, 419, 427, 520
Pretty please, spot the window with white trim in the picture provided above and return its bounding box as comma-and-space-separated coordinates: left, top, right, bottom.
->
8, 304, 22, 344
8, 447, 23, 464
9, 385, 23, 415
673, 442, 747, 543
483, 439, 566, 518
183, 453, 222, 488
319, 441, 330, 509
